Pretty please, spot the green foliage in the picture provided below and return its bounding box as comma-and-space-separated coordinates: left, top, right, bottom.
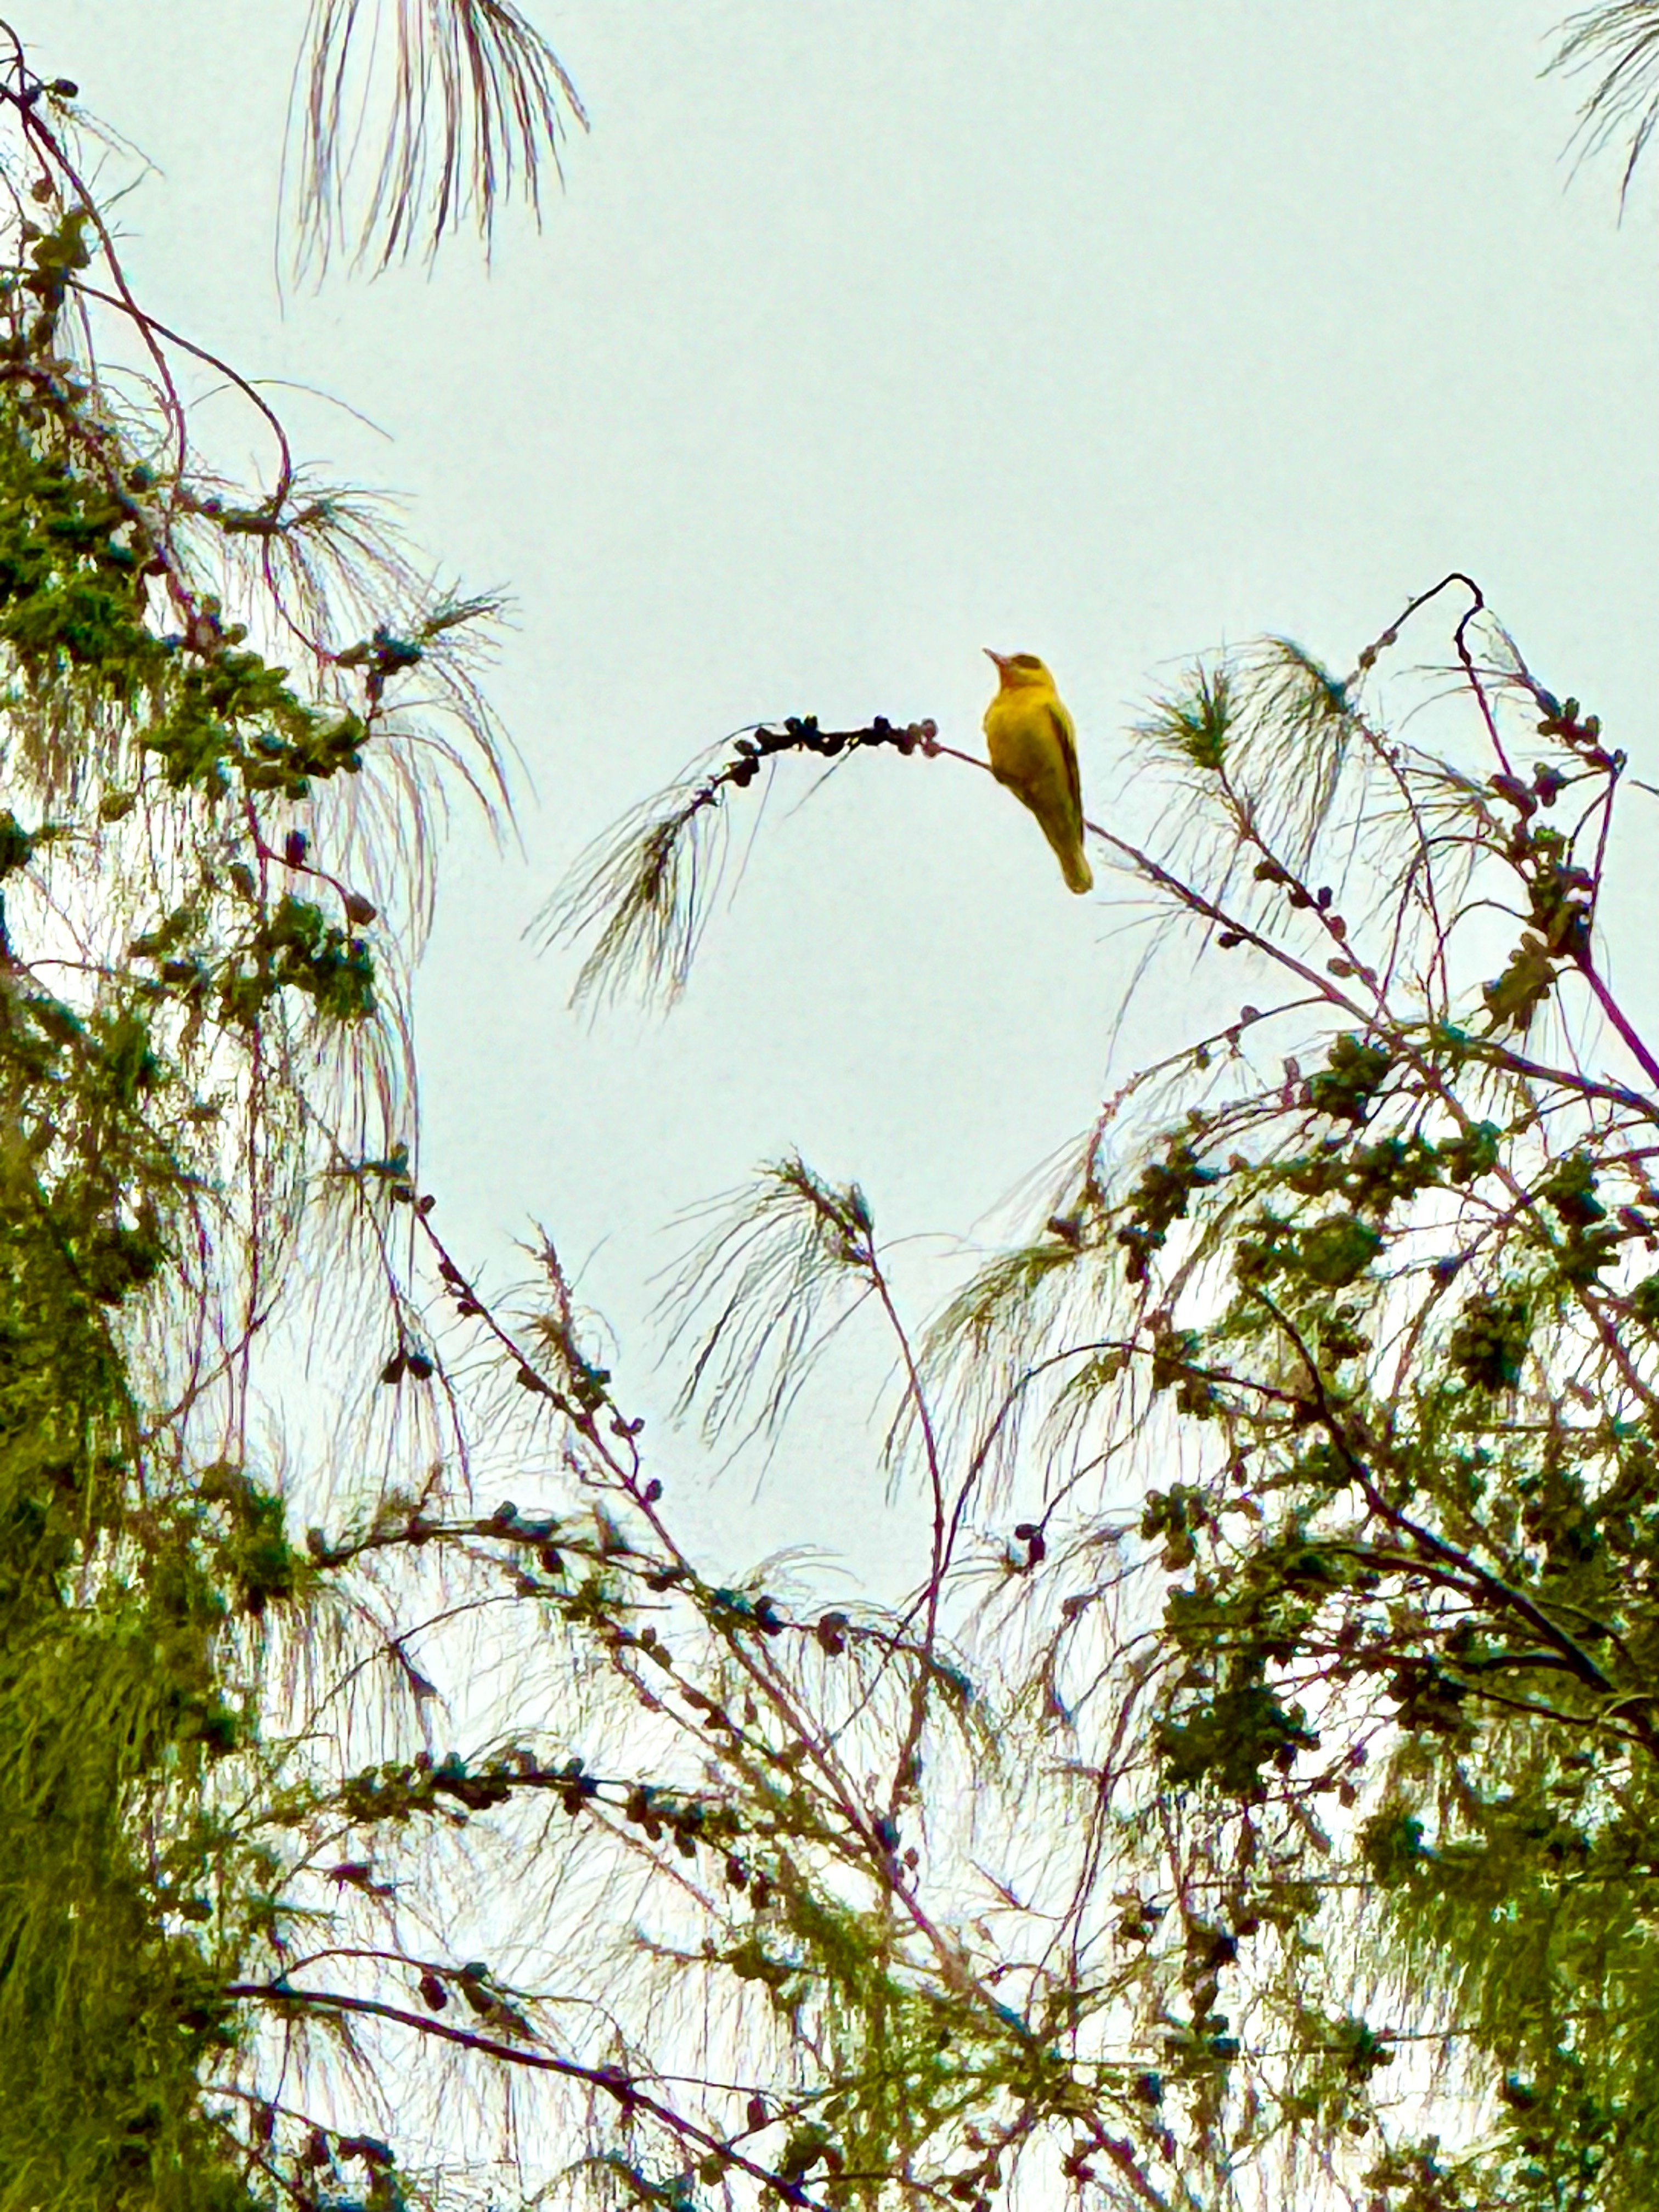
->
1307, 1033, 1392, 1122
552, 554, 1659, 2205
1446, 1291, 1532, 1392
0, 70, 510, 2211
9, 13, 1658, 2212
872, 570, 1659, 2205
0, 894, 254, 2205
1115, 1142, 1220, 1284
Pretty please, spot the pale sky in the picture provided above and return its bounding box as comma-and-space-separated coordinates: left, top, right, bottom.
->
47, 2, 1657, 1581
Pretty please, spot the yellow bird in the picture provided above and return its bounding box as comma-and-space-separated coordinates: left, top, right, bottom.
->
982, 650, 1093, 894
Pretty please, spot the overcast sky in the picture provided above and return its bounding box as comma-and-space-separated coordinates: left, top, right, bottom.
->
46, 2, 1657, 1581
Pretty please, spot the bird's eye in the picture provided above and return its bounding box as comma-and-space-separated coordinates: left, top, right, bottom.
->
1011, 653, 1042, 669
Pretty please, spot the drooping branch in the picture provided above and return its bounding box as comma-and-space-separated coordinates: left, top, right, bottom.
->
286, 0, 589, 275
1551, 0, 1659, 206
537, 714, 938, 1011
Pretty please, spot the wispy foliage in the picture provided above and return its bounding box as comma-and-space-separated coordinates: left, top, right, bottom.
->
565, 539, 1659, 2204
4, 47, 1202, 2212
286, 0, 588, 275
541, 715, 939, 1012
545, 753, 741, 1013
19, 14, 1659, 2212
1552, 0, 1659, 205
660, 1156, 881, 1451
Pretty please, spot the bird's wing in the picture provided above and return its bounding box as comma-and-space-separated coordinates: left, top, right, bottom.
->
1046, 699, 1083, 823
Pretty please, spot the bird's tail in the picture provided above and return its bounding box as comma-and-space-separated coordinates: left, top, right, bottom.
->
1052, 833, 1093, 896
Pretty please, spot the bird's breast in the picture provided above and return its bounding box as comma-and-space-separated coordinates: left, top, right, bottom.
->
984, 691, 1062, 788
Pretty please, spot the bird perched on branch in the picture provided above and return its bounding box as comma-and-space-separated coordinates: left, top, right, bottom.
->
981, 650, 1093, 894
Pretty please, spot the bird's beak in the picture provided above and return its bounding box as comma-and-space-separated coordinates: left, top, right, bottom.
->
984, 648, 1007, 670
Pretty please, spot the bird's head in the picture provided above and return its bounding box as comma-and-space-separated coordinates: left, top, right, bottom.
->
985, 648, 1054, 692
